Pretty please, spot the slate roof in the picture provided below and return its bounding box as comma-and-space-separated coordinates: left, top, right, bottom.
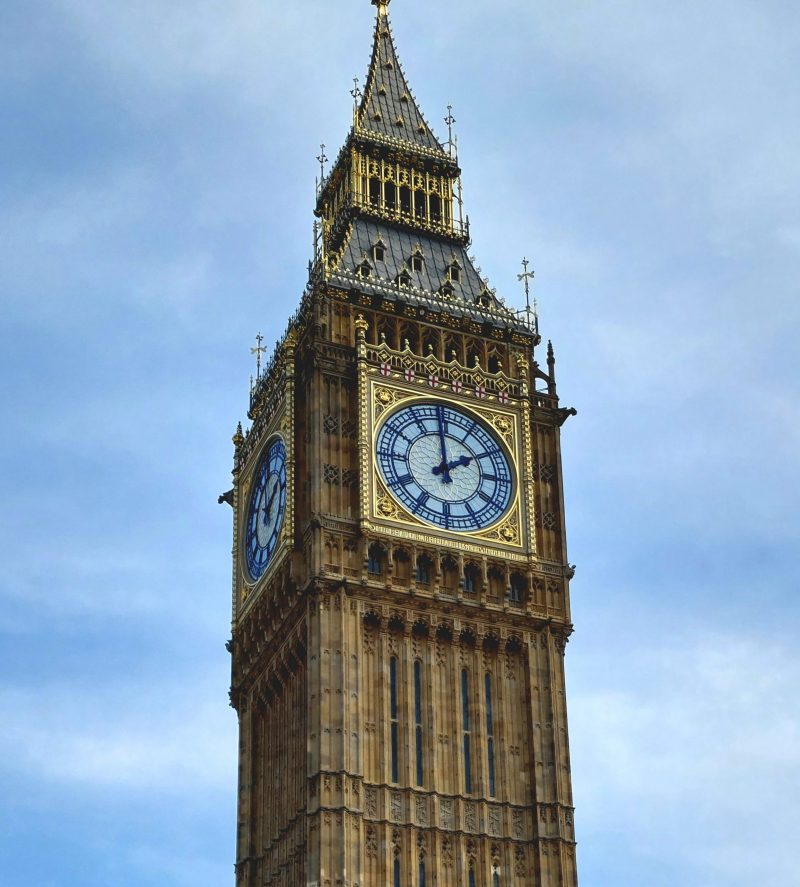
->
326, 219, 525, 330
357, 5, 447, 155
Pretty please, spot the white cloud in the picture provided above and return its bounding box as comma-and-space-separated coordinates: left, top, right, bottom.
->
0, 677, 237, 793
571, 631, 800, 886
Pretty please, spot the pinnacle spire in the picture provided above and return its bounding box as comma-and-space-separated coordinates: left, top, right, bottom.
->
357, 1, 446, 154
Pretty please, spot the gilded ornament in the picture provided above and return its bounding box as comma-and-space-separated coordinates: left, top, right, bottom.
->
500, 523, 518, 543
493, 416, 512, 436
377, 496, 398, 518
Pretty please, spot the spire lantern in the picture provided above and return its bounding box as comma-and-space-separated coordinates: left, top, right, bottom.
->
311, 0, 528, 332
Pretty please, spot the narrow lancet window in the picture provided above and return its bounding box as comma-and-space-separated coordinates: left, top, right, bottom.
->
493, 873, 500, 887
414, 660, 424, 786
385, 181, 397, 211
468, 868, 476, 887
368, 544, 384, 576
462, 668, 472, 793
390, 656, 399, 783
430, 193, 441, 223
369, 178, 381, 207
485, 672, 496, 797
419, 859, 426, 887
393, 857, 401, 887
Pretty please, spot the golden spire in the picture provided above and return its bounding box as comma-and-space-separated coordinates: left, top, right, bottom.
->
371, 0, 390, 15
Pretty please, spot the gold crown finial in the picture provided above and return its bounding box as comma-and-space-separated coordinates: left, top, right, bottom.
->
372, 0, 390, 13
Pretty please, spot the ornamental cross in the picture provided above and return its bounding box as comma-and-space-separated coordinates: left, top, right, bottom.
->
350, 76, 362, 106
250, 332, 266, 378
444, 104, 456, 153
517, 257, 537, 330
316, 143, 328, 181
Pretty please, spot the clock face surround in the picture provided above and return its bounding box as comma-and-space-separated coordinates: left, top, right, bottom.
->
376, 401, 514, 532
244, 437, 287, 581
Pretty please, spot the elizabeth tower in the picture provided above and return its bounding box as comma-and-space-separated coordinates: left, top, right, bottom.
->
226, 2, 579, 885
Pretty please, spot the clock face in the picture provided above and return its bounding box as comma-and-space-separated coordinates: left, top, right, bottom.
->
244, 438, 287, 581
376, 402, 514, 532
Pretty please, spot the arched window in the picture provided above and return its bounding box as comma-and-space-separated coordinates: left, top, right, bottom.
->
414, 660, 424, 786
488, 565, 505, 602
468, 868, 476, 887
378, 319, 396, 349
461, 668, 472, 793
399, 323, 418, 354
393, 857, 401, 887
464, 563, 480, 595
414, 189, 427, 221
509, 573, 526, 606
385, 181, 397, 212
485, 673, 496, 797
441, 556, 458, 593
390, 656, 399, 783
429, 193, 441, 223
400, 185, 412, 216
419, 859, 427, 887
423, 331, 438, 357
415, 554, 432, 585
368, 544, 384, 576
369, 178, 381, 207
393, 548, 411, 584
493, 873, 500, 887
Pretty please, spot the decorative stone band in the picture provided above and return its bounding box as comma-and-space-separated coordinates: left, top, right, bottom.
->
364, 341, 525, 402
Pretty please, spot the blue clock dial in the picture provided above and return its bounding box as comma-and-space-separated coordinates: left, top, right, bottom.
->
376, 402, 514, 532
244, 438, 287, 581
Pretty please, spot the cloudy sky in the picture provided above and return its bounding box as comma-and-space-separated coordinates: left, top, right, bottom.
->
2, 0, 798, 884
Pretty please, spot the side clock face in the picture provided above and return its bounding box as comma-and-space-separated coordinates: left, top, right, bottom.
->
244, 438, 287, 581
376, 402, 514, 532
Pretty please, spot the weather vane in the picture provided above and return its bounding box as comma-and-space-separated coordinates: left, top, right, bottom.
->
517, 257, 538, 333
316, 143, 328, 181
251, 332, 266, 378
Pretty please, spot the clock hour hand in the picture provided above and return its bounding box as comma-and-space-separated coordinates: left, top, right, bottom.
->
435, 405, 452, 484
433, 454, 473, 476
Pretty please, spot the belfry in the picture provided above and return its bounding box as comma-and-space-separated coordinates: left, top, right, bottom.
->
226, 1, 579, 884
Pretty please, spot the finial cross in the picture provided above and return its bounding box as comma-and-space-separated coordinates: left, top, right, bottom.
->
251, 332, 266, 378
316, 143, 328, 181
445, 104, 456, 155
350, 76, 362, 105
517, 257, 538, 333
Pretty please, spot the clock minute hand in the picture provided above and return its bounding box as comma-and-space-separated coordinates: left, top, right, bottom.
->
435, 405, 452, 484
263, 484, 279, 523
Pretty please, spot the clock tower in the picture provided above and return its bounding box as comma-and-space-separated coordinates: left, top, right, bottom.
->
226, 2, 579, 885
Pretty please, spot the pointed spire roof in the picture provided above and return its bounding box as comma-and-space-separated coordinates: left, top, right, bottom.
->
357, 0, 447, 155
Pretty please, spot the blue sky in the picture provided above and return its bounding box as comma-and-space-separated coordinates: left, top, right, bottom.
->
1, 1, 798, 884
